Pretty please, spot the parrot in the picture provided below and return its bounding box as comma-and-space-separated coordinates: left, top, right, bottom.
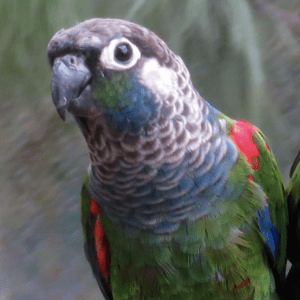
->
47, 18, 288, 299
285, 150, 300, 299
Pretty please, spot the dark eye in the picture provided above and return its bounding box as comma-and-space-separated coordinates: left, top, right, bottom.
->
114, 43, 133, 63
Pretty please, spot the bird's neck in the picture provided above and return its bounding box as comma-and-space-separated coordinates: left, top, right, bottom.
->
84, 93, 218, 166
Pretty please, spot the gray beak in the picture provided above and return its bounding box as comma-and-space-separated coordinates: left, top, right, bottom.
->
51, 54, 92, 121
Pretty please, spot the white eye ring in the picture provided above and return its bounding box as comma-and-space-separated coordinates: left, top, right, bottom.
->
100, 37, 141, 70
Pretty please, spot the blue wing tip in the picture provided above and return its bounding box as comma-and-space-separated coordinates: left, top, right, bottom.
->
257, 206, 279, 258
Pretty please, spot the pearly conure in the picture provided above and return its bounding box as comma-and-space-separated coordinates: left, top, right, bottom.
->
47, 18, 287, 299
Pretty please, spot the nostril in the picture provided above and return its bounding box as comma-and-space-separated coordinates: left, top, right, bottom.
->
70, 57, 75, 64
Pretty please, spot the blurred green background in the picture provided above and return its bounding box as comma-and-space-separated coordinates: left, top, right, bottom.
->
1, 0, 300, 299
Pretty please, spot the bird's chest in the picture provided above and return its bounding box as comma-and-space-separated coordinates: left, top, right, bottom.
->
89, 156, 197, 233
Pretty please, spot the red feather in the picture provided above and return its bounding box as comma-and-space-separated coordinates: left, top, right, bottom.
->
230, 120, 260, 170
90, 199, 110, 277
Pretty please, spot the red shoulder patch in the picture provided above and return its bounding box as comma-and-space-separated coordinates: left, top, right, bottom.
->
230, 120, 260, 170
90, 199, 110, 277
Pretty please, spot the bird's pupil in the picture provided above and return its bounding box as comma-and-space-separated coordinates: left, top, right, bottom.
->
115, 43, 132, 63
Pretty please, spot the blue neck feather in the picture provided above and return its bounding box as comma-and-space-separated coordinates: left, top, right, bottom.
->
104, 77, 157, 132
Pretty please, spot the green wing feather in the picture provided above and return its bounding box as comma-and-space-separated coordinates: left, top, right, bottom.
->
221, 115, 287, 292
251, 131, 287, 278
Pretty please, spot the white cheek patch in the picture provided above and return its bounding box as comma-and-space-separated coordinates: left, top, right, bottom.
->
100, 37, 141, 71
140, 58, 177, 97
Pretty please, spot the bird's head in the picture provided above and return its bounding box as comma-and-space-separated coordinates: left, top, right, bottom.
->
47, 18, 196, 134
